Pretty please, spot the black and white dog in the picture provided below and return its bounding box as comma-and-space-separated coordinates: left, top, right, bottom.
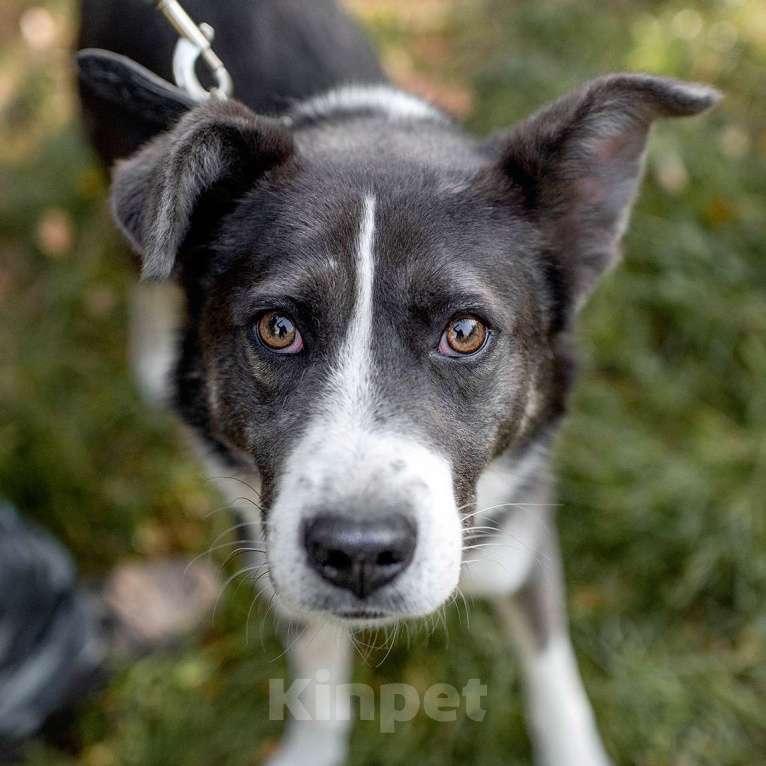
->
77, 1, 718, 764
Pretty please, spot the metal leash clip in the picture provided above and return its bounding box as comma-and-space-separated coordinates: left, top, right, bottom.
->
155, 0, 233, 101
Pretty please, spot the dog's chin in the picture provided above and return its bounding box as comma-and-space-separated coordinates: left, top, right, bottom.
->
326, 609, 400, 630
270, 586, 450, 630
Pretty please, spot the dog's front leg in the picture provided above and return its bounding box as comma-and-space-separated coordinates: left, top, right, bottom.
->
494, 525, 611, 766
266, 621, 353, 766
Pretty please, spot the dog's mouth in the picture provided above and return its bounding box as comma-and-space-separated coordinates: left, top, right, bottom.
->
334, 609, 389, 620
328, 608, 400, 629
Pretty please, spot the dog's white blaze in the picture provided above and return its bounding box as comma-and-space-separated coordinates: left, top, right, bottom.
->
330, 194, 377, 418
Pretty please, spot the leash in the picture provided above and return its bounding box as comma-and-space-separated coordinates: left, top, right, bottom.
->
76, 1, 234, 128
153, 0, 233, 101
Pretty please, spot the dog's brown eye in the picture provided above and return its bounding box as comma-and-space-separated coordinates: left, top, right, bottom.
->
256, 311, 303, 353
438, 315, 488, 357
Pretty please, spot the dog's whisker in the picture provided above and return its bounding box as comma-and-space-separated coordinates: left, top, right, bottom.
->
245, 591, 260, 645
260, 591, 279, 650
449, 590, 463, 627
211, 564, 270, 624
184, 540, 266, 574
352, 630, 377, 664
464, 523, 503, 531
462, 542, 519, 551
270, 621, 309, 664
464, 501, 561, 520
202, 519, 264, 552
447, 588, 468, 630
461, 501, 561, 523
432, 610, 443, 641
245, 569, 271, 645
386, 622, 401, 662
445, 591, 459, 627
210, 474, 263, 499
350, 629, 371, 661
437, 603, 449, 648
204, 495, 266, 519
462, 525, 503, 537
368, 628, 386, 659
463, 532, 502, 539
353, 632, 370, 662
426, 612, 436, 641
220, 546, 267, 568
370, 627, 388, 658
461, 531, 555, 570
461, 539, 553, 574
203, 499, 248, 519
229, 496, 267, 513
457, 587, 472, 630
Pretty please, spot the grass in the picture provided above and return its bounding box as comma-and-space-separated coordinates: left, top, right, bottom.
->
1, 1, 764, 764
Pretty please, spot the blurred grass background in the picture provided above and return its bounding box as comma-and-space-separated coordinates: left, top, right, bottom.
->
1, 0, 764, 764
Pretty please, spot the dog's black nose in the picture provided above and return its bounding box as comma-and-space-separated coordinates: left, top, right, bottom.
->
304, 514, 416, 599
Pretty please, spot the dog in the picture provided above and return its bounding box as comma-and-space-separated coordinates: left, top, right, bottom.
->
76, 1, 719, 764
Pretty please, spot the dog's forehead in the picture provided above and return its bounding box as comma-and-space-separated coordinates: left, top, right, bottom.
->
223, 162, 539, 325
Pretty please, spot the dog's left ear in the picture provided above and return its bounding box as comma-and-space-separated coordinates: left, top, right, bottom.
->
111, 99, 294, 280
488, 74, 719, 314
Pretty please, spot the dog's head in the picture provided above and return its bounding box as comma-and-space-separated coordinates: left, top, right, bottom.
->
110, 76, 717, 625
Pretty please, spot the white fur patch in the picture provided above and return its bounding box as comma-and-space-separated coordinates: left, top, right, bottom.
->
288, 85, 444, 125
495, 597, 611, 766
266, 623, 352, 766
522, 638, 611, 766
129, 281, 183, 405
331, 194, 376, 415
459, 448, 550, 597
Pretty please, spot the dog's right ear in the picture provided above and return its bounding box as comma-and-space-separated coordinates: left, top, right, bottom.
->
484, 74, 719, 317
111, 99, 294, 280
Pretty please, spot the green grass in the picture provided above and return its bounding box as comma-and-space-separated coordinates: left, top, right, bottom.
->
1, 1, 764, 764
